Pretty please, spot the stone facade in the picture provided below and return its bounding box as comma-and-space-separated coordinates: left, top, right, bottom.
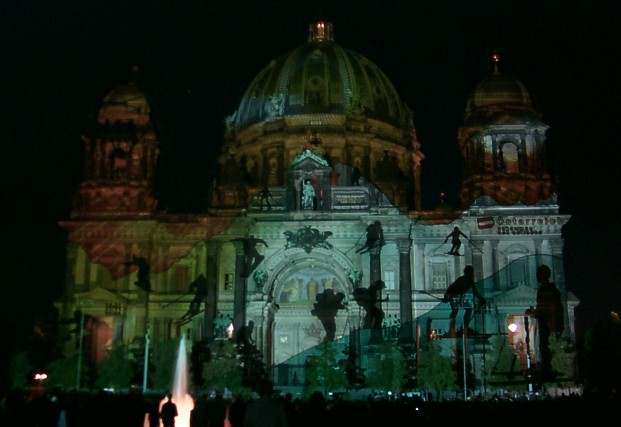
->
58, 24, 577, 387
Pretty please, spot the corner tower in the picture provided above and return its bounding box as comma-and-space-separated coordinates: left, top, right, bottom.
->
73, 80, 159, 217
458, 52, 553, 207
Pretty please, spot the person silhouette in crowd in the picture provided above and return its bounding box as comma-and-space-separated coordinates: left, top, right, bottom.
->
444, 226, 468, 256
160, 393, 178, 427
443, 266, 486, 337
243, 380, 287, 427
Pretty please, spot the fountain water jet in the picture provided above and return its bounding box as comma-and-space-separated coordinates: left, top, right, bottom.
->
159, 335, 194, 427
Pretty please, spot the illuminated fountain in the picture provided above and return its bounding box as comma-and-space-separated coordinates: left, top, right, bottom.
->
159, 335, 194, 427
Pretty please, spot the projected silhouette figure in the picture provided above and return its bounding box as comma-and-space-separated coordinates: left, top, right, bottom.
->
126, 255, 151, 292
311, 288, 347, 342
444, 226, 468, 256
180, 274, 208, 322
236, 320, 255, 353
356, 221, 385, 254
353, 280, 388, 330
443, 266, 485, 337
526, 264, 564, 379
232, 236, 268, 277
257, 183, 273, 211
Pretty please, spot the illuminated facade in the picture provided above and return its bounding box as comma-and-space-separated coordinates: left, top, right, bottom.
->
59, 23, 577, 384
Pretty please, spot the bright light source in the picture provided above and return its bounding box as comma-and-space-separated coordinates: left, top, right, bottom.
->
226, 322, 234, 339
387, 391, 392, 396
34, 373, 48, 381
508, 323, 518, 333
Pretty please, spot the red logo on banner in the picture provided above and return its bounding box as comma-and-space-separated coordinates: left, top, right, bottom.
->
477, 216, 495, 229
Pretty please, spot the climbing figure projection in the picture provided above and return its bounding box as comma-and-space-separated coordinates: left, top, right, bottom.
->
125, 255, 151, 292
257, 183, 273, 211
356, 221, 385, 254
232, 236, 269, 278
444, 226, 468, 256
442, 265, 486, 337
311, 288, 347, 342
353, 280, 388, 330
180, 274, 208, 322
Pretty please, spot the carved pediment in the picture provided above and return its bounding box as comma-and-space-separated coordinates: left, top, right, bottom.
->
290, 149, 330, 170
76, 286, 128, 304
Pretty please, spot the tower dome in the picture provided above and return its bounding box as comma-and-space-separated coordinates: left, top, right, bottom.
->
97, 82, 151, 126
464, 53, 538, 126
232, 21, 411, 131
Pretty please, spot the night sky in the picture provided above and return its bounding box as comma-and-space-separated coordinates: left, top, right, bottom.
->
3, 2, 620, 362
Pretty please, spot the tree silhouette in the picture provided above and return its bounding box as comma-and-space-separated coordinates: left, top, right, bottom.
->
304, 342, 347, 396
417, 341, 455, 400
152, 340, 178, 390
367, 341, 406, 391
95, 345, 134, 389
549, 335, 575, 386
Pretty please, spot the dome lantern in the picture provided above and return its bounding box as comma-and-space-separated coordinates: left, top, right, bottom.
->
308, 21, 334, 43
490, 50, 501, 75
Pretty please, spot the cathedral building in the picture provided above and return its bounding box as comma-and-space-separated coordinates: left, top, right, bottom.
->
59, 22, 577, 386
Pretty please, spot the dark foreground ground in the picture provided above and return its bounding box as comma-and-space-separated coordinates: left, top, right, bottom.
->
2, 389, 619, 427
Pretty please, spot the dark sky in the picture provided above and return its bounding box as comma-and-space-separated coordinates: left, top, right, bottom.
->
3, 1, 620, 356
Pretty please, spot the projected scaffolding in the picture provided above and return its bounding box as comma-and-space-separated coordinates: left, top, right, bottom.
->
271, 254, 570, 393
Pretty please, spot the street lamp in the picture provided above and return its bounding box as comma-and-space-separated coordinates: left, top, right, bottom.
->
523, 314, 533, 395
507, 315, 533, 395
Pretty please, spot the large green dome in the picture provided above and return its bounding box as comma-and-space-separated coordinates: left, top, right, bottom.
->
233, 24, 411, 131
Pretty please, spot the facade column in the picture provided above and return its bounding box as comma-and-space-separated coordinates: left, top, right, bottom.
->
397, 239, 413, 343
413, 243, 425, 291
369, 245, 382, 285
491, 240, 500, 290
204, 241, 219, 341
232, 241, 248, 332
482, 240, 493, 282
539, 239, 551, 262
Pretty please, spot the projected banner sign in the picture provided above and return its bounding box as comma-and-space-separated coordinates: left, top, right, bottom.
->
477, 215, 565, 235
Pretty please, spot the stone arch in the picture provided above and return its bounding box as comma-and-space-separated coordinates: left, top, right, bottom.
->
258, 247, 357, 368
263, 247, 356, 301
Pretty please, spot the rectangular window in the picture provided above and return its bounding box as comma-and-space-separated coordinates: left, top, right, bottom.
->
173, 266, 189, 293
89, 263, 98, 285
507, 256, 528, 288
384, 271, 396, 290
430, 261, 448, 290
224, 273, 233, 292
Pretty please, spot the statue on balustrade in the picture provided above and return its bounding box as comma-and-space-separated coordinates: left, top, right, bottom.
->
301, 179, 316, 210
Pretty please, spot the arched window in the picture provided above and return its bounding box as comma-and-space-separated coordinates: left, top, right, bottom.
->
501, 142, 520, 173
504, 244, 530, 288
